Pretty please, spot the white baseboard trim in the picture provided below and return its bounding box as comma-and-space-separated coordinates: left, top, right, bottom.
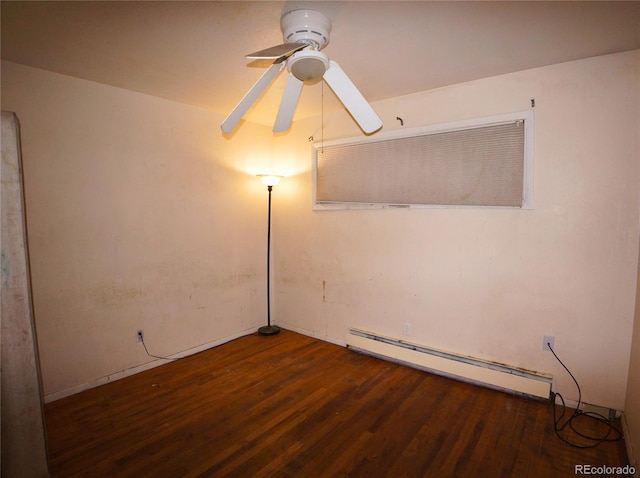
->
275, 323, 346, 348
43, 327, 258, 403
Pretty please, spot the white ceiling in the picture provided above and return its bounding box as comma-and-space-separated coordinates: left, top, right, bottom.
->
2, 1, 640, 130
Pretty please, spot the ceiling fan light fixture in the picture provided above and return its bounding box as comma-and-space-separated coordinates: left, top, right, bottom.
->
288, 50, 330, 82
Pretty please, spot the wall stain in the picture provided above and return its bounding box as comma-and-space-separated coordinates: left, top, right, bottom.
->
90, 285, 140, 307
1, 251, 10, 288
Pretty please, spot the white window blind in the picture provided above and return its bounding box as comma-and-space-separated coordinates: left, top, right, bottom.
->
313, 112, 533, 209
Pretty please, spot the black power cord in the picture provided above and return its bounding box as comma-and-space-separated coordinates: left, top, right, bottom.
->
140, 337, 181, 361
547, 342, 622, 448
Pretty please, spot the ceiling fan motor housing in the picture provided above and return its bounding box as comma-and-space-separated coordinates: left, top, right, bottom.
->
281, 9, 331, 50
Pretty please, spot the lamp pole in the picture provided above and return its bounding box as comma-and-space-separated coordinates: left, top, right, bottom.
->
258, 176, 281, 336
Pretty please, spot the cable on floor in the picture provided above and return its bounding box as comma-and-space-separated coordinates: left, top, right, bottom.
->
141, 338, 181, 361
548, 342, 622, 448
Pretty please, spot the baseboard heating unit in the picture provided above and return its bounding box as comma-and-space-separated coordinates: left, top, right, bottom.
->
346, 328, 552, 400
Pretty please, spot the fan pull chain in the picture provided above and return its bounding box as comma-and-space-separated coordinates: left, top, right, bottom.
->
321, 80, 324, 153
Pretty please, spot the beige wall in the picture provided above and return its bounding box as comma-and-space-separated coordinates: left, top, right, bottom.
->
274, 50, 640, 411
624, 52, 640, 465
625, 238, 640, 467
1, 61, 276, 399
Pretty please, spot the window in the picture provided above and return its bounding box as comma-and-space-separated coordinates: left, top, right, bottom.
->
313, 111, 534, 209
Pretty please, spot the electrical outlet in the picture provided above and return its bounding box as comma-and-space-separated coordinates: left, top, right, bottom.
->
137, 329, 144, 343
543, 335, 554, 351
403, 323, 412, 336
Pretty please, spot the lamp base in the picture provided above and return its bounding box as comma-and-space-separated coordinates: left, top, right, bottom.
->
258, 325, 281, 336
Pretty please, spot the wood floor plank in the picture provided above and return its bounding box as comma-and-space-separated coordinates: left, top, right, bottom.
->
45, 329, 631, 477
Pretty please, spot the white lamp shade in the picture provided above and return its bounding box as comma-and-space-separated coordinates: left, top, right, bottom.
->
258, 174, 282, 187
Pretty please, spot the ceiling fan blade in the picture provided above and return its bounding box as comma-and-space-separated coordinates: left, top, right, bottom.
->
246, 43, 307, 60
273, 73, 304, 133
221, 59, 285, 134
322, 61, 383, 134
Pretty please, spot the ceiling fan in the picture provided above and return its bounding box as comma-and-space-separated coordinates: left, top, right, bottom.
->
221, 9, 383, 135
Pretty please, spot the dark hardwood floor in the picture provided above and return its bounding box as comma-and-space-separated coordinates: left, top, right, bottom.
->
44, 329, 631, 477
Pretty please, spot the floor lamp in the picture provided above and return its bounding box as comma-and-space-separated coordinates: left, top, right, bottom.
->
258, 174, 282, 336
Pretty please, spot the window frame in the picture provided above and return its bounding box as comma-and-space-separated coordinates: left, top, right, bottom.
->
312, 110, 534, 210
